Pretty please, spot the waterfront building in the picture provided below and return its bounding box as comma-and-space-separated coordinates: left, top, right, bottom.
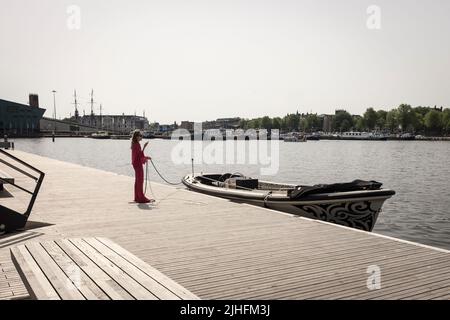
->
0, 94, 46, 137
40, 117, 101, 134
180, 121, 194, 132
158, 122, 178, 133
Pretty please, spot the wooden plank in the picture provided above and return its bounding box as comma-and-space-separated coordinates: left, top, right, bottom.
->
55, 239, 134, 300
307, 262, 450, 300
10, 245, 60, 300
364, 272, 450, 300
166, 242, 419, 276
402, 286, 450, 300
330, 263, 450, 300
168, 247, 424, 288
97, 238, 200, 300
148, 234, 405, 268
25, 242, 85, 300
201, 251, 446, 299
83, 238, 180, 300
40, 241, 110, 300
68, 238, 158, 300
434, 293, 450, 300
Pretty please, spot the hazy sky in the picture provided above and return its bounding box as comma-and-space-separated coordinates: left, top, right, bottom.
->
1, 0, 449, 123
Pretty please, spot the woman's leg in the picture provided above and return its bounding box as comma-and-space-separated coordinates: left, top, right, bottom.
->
133, 165, 140, 201
134, 165, 146, 202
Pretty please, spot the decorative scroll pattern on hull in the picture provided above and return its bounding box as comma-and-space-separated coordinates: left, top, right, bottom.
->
294, 201, 382, 231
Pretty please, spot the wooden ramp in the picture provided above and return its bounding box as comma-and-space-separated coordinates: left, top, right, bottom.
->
0, 150, 450, 300
11, 237, 199, 300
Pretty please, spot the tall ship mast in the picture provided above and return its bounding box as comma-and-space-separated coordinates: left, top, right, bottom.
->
100, 104, 103, 129
90, 89, 95, 116
89, 89, 96, 127
73, 90, 80, 121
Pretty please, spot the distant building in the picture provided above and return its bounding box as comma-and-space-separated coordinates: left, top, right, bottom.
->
148, 122, 160, 132
180, 121, 194, 132
0, 94, 46, 137
67, 114, 150, 134
202, 120, 216, 130
203, 117, 241, 130
320, 114, 333, 133
217, 117, 241, 129
40, 117, 100, 134
158, 122, 178, 133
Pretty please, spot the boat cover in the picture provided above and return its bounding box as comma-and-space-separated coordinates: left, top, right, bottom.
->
289, 180, 383, 199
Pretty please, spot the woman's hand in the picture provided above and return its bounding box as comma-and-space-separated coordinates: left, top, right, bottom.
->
146, 156, 152, 161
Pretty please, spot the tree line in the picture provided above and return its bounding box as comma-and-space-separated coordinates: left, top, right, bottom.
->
239, 104, 450, 135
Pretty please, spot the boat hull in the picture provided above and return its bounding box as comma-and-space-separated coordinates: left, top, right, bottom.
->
247, 198, 385, 231
339, 137, 388, 141
182, 174, 394, 232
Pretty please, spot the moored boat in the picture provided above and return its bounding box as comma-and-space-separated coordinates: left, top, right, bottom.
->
306, 133, 321, 141
282, 132, 307, 142
91, 131, 110, 139
339, 132, 388, 141
398, 133, 416, 140
182, 173, 395, 231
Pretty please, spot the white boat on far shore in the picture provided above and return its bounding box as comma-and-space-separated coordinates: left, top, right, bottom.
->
339, 132, 388, 141
91, 131, 110, 139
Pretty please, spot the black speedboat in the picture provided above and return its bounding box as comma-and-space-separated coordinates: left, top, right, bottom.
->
182, 173, 395, 231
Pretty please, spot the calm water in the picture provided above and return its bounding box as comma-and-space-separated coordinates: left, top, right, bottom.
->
11, 138, 450, 250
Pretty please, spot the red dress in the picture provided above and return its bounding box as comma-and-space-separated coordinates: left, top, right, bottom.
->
131, 143, 151, 203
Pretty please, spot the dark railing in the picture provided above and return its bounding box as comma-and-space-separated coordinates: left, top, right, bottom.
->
0, 149, 45, 233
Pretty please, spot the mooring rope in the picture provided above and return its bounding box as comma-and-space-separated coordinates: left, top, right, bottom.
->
149, 158, 183, 186
144, 161, 156, 199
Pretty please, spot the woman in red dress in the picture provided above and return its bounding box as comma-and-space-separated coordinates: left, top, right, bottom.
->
131, 130, 153, 203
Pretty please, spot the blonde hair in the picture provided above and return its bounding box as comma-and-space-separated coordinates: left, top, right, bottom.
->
131, 130, 142, 148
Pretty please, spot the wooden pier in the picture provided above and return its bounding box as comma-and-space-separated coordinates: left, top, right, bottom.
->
1, 150, 450, 300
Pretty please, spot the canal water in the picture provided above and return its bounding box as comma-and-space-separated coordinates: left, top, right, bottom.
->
12, 138, 450, 250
